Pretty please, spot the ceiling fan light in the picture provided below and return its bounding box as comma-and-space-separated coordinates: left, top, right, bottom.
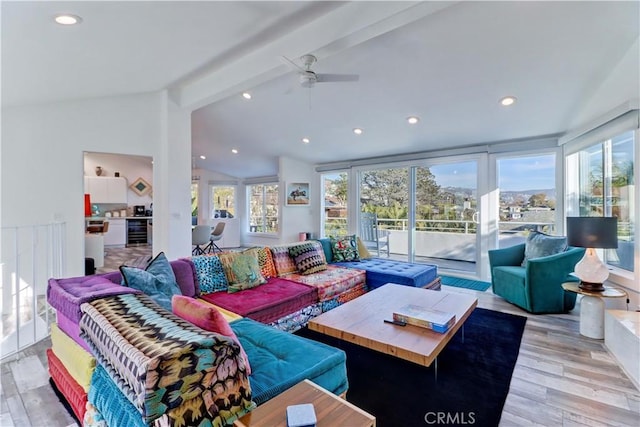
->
242, 92, 252, 100
231, 149, 238, 154
407, 116, 420, 124
199, 155, 206, 160
500, 96, 517, 106
353, 128, 363, 135
302, 137, 310, 144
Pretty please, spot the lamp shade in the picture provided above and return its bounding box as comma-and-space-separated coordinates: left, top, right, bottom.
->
566, 217, 618, 249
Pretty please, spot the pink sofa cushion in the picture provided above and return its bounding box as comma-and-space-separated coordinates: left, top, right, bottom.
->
201, 278, 317, 324
172, 295, 251, 375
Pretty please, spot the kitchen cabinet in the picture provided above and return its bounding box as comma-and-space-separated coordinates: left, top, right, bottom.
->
103, 218, 126, 246
84, 176, 127, 203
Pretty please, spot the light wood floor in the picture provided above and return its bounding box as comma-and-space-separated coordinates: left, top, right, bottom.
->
1, 268, 638, 426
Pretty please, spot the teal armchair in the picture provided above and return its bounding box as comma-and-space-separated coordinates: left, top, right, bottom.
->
488, 243, 585, 314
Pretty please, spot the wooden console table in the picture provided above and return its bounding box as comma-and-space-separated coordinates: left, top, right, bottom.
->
233, 379, 375, 427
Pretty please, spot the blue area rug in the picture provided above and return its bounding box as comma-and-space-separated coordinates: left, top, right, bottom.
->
440, 275, 491, 291
297, 308, 526, 427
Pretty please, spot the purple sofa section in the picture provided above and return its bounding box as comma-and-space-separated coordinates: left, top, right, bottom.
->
56, 310, 92, 354
47, 275, 140, 324
100, 258, 198, 298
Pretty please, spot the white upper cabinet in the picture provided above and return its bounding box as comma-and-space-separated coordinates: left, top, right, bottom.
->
85, 177, 127, 203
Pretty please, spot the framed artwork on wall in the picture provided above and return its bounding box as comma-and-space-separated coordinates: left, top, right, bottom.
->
130, 177, 152, 196
286, 182, 310, 206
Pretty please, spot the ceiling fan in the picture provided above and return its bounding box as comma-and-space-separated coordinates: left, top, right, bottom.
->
281, 54, 359, 88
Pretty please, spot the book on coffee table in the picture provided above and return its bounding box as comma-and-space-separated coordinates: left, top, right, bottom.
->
392, 305, 456, 333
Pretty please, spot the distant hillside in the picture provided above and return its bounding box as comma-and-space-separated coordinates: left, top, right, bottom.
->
440, 187, 555, 200
501, 189, 556, 200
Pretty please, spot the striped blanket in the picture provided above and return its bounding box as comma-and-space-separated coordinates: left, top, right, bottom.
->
80, 293, 253, 425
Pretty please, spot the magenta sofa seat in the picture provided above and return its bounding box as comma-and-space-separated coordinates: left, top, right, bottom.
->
200, 278, 318, 324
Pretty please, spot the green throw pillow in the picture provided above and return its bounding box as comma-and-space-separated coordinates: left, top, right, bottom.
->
226, 253, 267, 293
521, 231, 567, 266
330, 234, 360, 262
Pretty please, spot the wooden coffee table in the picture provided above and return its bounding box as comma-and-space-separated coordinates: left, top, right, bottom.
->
308, 283, 478, 367
233, 379, 375, 427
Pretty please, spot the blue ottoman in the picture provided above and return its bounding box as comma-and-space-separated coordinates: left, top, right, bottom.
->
231, 318, 348, 405
333, 257, 438, 290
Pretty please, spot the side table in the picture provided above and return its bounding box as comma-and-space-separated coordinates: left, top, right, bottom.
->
562, 282, 627, 339
233, 379, 375, 427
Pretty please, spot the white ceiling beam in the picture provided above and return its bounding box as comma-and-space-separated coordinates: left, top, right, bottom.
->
174, 1, 459, 110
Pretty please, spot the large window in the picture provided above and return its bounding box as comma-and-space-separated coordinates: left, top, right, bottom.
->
359, 166, 410, 260
497, 153, 557, 247
322, 172, 348, 237
415, 161, 478, 271
210, 185, 236, 219
248, 183, 279, 233
566, 130, 635, 272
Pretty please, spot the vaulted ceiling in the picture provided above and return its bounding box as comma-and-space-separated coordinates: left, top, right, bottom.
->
3, 1, 638, 178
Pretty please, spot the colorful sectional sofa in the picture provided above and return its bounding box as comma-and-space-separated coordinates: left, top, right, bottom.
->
46, 239, 439, 426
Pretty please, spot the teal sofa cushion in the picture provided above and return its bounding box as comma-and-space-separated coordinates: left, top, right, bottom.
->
230, 318, 348, 404
315, 238, 334, 263
120, 252, 181, 311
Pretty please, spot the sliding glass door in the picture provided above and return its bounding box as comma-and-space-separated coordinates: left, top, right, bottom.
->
414, 161, 478, 272
359, 167, 410, 261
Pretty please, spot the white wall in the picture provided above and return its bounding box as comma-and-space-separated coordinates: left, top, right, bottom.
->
241, 156, 318, 247
278, 156, 318, 243
1, 91, 192, 277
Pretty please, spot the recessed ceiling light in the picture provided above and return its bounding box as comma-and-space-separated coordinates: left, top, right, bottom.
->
407, 116, 420, 124
199, 155, 206, 160
302, 137, 310, 144
54, 14, 82, 25
353, 128, 363, 135
242, 92, 252, 100
500, 96, 517, 106
231, 149, 238, 154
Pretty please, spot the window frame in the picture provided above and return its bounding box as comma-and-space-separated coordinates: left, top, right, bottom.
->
246, 182, 280, 235
209, 184, 237, 220
564, 128, 638, 291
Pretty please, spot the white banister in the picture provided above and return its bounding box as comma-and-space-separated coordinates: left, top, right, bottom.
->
1, 222, 66, 360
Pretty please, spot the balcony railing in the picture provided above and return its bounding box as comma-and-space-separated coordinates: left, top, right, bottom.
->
1, 222, 66, 360
325, 217, 555, 237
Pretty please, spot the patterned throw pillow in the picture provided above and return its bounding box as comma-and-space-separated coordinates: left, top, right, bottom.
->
243, 247, 277, 279
218, 252, 267, 293
521, 231, 568, 266
120, 252, 181, 311
171, 295, 251, 374
191, 255, 228, 294
330, 235, 360, 262
289, 242, 327, 275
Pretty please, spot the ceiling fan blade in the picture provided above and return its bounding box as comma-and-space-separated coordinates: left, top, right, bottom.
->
316, 73, 360, 83
279, 55, 306, 73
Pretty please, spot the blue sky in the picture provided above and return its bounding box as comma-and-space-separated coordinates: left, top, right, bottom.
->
430, 155, 556, 191
325, 154, 558, 192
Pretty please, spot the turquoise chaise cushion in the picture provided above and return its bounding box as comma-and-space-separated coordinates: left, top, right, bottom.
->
230, 318, 348, 404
